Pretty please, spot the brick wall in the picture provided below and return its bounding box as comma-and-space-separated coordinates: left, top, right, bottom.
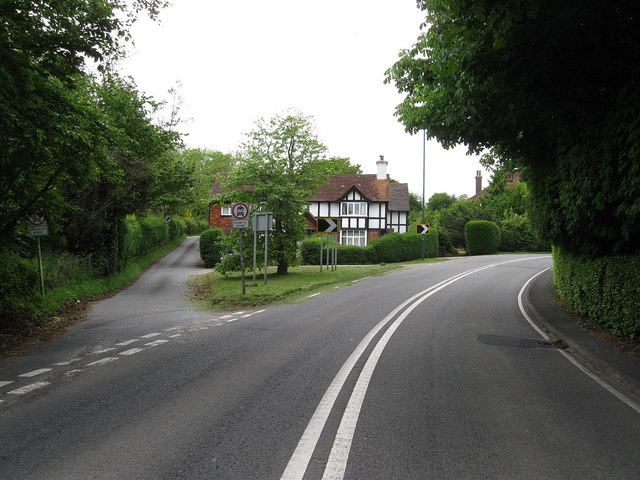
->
209, 205, 233, 234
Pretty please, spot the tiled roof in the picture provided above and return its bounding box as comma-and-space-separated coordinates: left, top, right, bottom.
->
210, 172, 254, 196
389, 183, 410, 211
307, 174, 391, 202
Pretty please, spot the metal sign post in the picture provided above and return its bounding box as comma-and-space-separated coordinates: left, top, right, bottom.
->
317, 218, 339, 271
253, 212, 273, 285
27, 215, 48, 297
232, 203, 250, 294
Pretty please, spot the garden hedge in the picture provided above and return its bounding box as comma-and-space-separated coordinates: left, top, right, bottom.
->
465, 220, 500, 255
553, 248, 640, 340
199, 228, 226, 268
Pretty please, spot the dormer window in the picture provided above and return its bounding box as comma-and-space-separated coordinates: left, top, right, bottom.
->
341, 201, 367, 216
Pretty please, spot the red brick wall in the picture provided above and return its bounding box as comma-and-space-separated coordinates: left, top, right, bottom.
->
209, 205, 233, 234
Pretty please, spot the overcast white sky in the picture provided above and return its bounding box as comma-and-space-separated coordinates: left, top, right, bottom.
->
117, 0, 488, 199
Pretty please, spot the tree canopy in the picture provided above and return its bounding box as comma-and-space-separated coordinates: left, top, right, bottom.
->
386, 0, 640, 255
218, 112, 337, 275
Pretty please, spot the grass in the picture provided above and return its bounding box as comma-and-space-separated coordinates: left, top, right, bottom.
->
189, 258, 446, 310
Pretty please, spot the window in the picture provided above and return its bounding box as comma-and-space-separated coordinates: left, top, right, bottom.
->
340, 230, 367, 246
221, 206, 231, 216
341, 202, 367, 216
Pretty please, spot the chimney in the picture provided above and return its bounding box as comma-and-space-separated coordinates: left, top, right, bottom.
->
377, 155, 388, 180
475, 170, 482, 195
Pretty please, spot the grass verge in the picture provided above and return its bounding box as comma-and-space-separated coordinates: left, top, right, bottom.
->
189, 262, 427, 310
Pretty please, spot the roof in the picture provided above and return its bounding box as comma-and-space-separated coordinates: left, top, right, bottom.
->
307, 174, 391, 202
389, 183, 410, 211
210, 172, 254, 196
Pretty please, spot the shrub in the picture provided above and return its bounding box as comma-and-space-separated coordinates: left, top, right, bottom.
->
140, 215, 169, 253
465, 220, 500, 255
553, 248, 640, 340
167, 216, 186, 240
499, 213, 548, 252
121, 215, 143, 263
184, 217, 210, 235
199, 228, 226, 268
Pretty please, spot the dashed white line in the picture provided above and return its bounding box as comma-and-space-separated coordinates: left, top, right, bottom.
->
54, 358, 81, 366
145, 339, 169, 347
8, 382, 50, 395
220, 314, 233, 319
92, 348, 116, 354
226, 318, 238, 323
65, 369, 84, 376
116, 339, 139, 346
169, 334, 181, 338
308, 293, 321, 298
163, 327, 179, 332
119, 348, 144, 356
19, 368, 52, 378
87, 357, 118, 367
140, 332, 162, 339
0, 381, 14, 388
241, 313, 253, 318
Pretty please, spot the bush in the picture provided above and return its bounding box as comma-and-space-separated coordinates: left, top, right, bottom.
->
499, 213, 548, 252
199, 228, 226, 267
300, 228, 439, 265
553, 248, 640, 340
184, 217, 210, 235
465, 220, 500, 255
168, 216, 186, 240
121, 215, 143, 263
140, 215, 169, 254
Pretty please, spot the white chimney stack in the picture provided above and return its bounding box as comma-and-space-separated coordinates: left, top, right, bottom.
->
376, 155, 388, 180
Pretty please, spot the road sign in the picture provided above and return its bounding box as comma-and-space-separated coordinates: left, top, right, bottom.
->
232, 202, 250, 229
27, 215, 49, 236
417, 224, 431, 235
317, 217, 339, 233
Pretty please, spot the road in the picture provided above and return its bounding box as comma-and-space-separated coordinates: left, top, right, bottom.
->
1, 238, 639, 479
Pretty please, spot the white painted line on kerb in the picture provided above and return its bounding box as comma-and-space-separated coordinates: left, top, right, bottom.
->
140, 332, 162, 339
87, 357, 118, 367
0, 381, 14, 388
119, 348, 144, 356
281, 256, 546, 480
19, 368, 52, 378
116, 339, 139, 346
518, 267, 640, 416
8, 382, 50, 395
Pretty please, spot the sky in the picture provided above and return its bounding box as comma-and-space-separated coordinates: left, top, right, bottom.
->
117, 0, 488, 199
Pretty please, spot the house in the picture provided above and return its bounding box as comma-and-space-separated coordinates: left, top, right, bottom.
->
469, 169, 521, 200
209, 155, 410, 245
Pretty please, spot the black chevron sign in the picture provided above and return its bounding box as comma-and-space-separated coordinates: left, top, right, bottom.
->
317, 217, 339, 233
417, 224, 431, 235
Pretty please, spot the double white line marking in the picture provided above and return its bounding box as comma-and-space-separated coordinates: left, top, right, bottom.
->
282, 258, 543, 480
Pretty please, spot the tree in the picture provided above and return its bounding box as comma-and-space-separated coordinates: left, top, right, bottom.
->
0, 0, 168, 246
427, 192, 456, 211
386, 0, 640, 255
219, 112, 332, 275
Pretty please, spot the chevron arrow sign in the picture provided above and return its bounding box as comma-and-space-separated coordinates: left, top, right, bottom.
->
317, 217, 339, 233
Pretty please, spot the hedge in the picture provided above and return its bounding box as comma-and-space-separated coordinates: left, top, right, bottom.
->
199, 228, 226, 268
300, 228, 439, 265
499, 214, 548, 252
553, 248, 640, 340
465, 220, 500, 255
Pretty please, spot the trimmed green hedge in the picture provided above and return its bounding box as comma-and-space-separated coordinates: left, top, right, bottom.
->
465, 220, 500, 255
300, 228, 439, 265
199, 228, 226, 268
553, 248, 640, 340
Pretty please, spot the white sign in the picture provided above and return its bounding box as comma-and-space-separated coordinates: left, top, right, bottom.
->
232, 203, 250, 229
27, 215, 49, 236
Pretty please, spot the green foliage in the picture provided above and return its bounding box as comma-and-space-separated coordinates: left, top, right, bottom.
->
219, 111, 334, 275
199, 228, 227, 268
434, 199, 492, 249
386, 0, 640, 255
465, 220, 500, 255
167, 216, 186, 240
427, 192, 456, 211
498, 213, 548, 252
140, 215, 169, 253
300, 229, 439, 265
121, 215, 144, 263
553, 249, 640, 340
184, 217, 210, 235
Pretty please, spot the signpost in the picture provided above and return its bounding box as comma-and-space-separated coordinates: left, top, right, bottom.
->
417, 224, 431, 235
232, 203, 250, 294
317, 218, 339, 271
27, 215, 48, 297
253, 212, 273, 285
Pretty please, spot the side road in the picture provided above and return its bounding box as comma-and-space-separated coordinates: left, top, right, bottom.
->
525, 268, 640, 409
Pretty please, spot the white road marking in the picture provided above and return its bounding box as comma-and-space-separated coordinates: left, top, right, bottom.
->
518, 267, 640, 415
164, 327, 179, 331
65, 369, 84, 376
119, 348, 144, 356
19, 368, 52, 378
92, 348, 116, 354
226, 319, 237, 323
145, 339, 169, 347
0, 381, 14, 388
8, 382, 50, 395
116, 339, 139, 346
220, 314, 233, 319
241, 313, 253, 318
282, 257, 547, 480
169, 333, 181, 338
54, 358, 81, 366
140, 332, 162, 339
308, 293, 321, 298
87, 357, 118, 367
